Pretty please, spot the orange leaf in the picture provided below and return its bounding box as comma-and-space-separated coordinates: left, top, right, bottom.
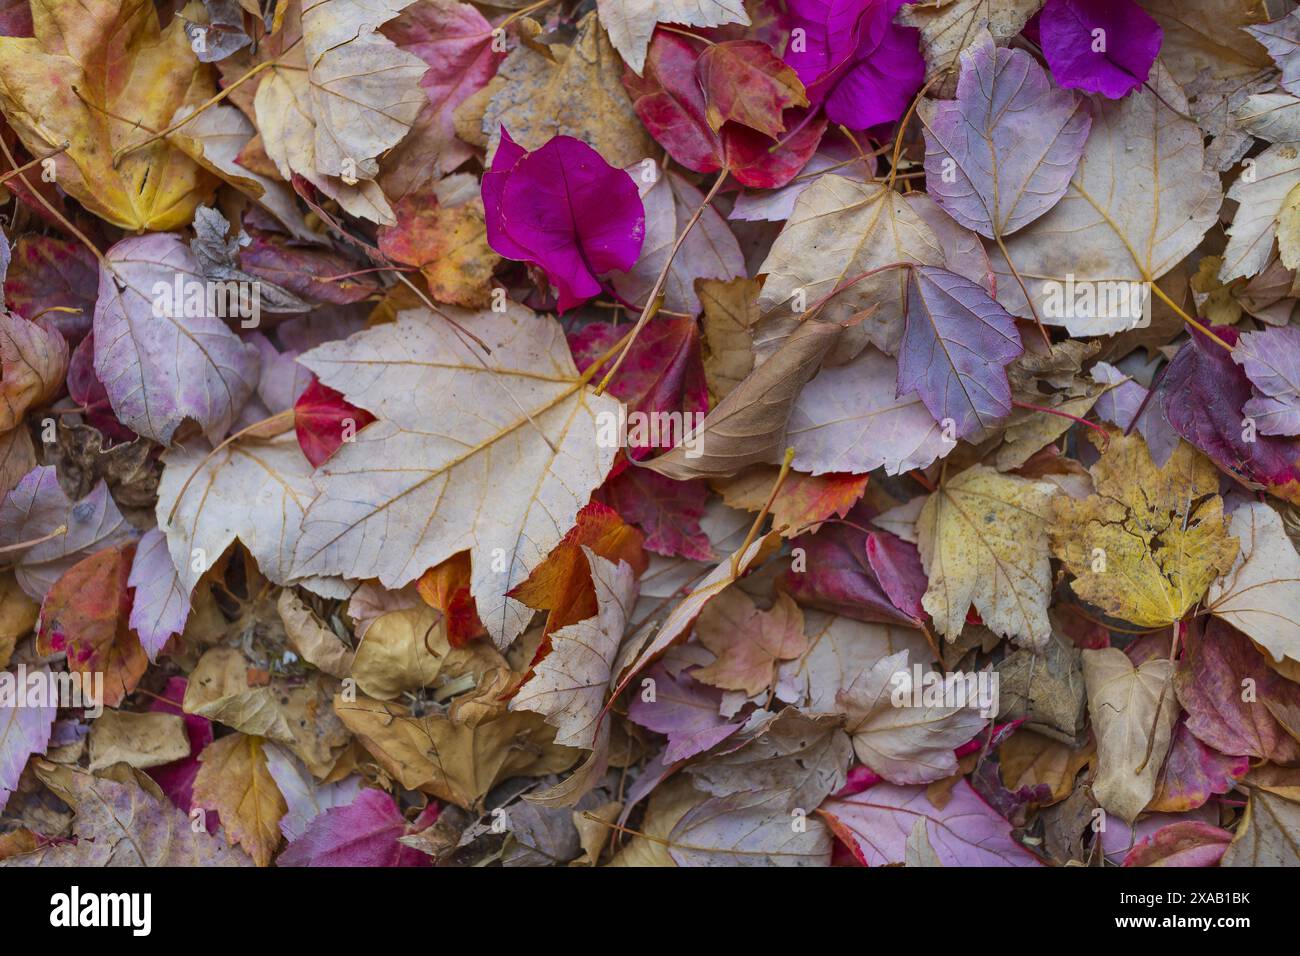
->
509, 501, 647, 638
416, 550, 486, 648
37, 542, 147, 708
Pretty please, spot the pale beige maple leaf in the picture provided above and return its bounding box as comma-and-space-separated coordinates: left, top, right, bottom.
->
156, 432, 334, 600
1207, 501, 1300, 666
253, 0, 427, 223
290, 304, 621, 651
989, 65, 1222, 333
1081, 648, 1178, 824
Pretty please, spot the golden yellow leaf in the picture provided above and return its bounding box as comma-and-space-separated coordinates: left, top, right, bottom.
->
193, 733, 287, 867
0, 0, 218, 230
1050, 433, 1238, 627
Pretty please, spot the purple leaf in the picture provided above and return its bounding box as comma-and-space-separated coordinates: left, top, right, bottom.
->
865, 530, 927, 625
2, 235, 97, 342
278, 788, 437, 867
819, 780, 1042, 866
0, 665, 56, 813
921, 33, 1092, 238
1122, 820, 1232, 867
94, 235, 261, 445
1247, 8, 1300, 96
783, 0, 924, 130
1234, 326, 1300, 436
899, 265, 1023, 440
1173, 618, 1300, 764
67, 334, 136, 443
482, 130, 645, 313
1040, 0, 1162, 99
1151, 716, 1249, 813
1158, 326, 1300, 505
626, 663, 744, 764
1090, 360, 1180, 466
128, 528, 190, 662
782, 506, 918, 626
598, 468, 712, 560
0, 466, 133, 600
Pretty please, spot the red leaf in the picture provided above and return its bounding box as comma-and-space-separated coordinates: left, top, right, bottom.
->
37, 542, 147, 708
294, 377, 377, 468
624, 31, 826, 189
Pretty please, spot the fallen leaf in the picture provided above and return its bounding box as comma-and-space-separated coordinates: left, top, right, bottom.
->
1207, 501, 1300, 666
192, 732, 287, 867
1081, 647, 1178, 824
94, 234, 260, 446
87, 709, 189, 772
0, 0, 218, 230
1050, 433, 1238, 628
693, 589, 805, 696
820, 780, 1041, 866
37, 542, 147, 708
840, 650, 987, 784
481, 11, 655, 169
0, 763, 250, 866
512, 548, 637, 748
291, 304, 621, 651
917, 464, 1056, 648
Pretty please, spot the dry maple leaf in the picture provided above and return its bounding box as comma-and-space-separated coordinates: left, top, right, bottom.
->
0, 0, 218, 230
1050, 433, 1238, 628
511, 548, 637, 749
253, 0, 427, 223
693, 589, 806, 697
193, 732, 288, 867
917, 464, 1057, 648
1206, 500, 1300, 666
480, 11, 655, 169
1082, 648, 1179, 824
0, 762, 251, 866
291, 303, 621, 651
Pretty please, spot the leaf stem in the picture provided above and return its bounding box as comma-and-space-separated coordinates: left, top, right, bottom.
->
994, 233, 1053, 348
1148, 282, 1234, 352
595, 166, 730, 395
731, 446, 794, 578
0, 524, 68, 555
0, 142, 69, 186
1010, 399, 1111, 452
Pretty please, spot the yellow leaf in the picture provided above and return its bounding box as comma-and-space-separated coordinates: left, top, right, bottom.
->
1050, 433, 1238, 627
193, 733, 287, 867
0, 0, 218, 230
916, 464, 1056, 649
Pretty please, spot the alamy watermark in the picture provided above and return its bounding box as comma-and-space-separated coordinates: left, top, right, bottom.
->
595, 407, 706, 458
1042, 274, 1151, 329
0, 664, 103, 717
889, 663, 999, 718
151, 274, 261, 329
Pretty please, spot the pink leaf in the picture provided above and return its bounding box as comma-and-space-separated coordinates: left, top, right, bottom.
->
482, 131, 645, 313
819, 780, 1042, 866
